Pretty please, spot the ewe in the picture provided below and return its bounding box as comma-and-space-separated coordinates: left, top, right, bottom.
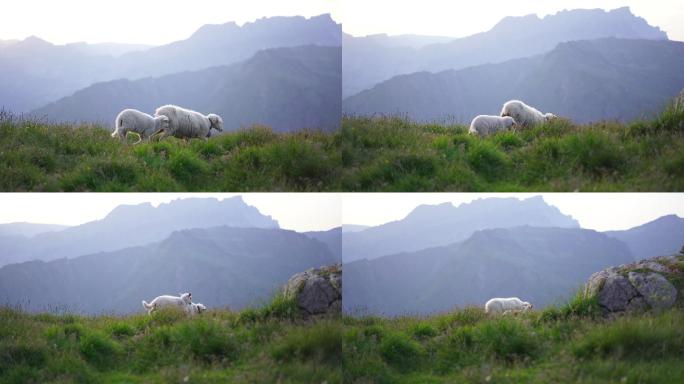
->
485, 297, 533, 315
142, 292, 192, 315
154, 104, 223, 140
500, 100, 556, 127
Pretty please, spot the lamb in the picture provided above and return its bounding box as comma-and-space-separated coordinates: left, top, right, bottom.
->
142, 292, 192, 315
468, 115, 517, 136
189, 302, 207, 315
154, 105, 223, 140
112, 108, 169, 144
500, 100, 555, 128
485, 297, 533, 315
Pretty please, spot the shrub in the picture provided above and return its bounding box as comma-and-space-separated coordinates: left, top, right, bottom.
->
476, 318, 539, 362
411, 323, 437, 339
271, 322, 342, 364
467, 141, 509, 180
378, 333, 425, 372
572, 312, 684, 359
176, 320, 240, 363
79, 332, 123, 370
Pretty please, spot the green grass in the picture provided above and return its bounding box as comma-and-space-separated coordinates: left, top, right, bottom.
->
0, 296, 341, 383
342, 299, 684, 383
0, 119, 341, 191
341, 101, 684, 191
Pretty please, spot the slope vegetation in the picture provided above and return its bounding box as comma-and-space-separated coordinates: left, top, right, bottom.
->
0, 118, 341, 192
340, 100, 684, 191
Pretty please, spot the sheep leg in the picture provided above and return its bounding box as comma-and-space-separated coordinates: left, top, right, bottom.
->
133, 132, 143, 145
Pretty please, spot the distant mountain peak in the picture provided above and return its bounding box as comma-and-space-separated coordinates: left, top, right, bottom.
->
17, 35, 52, 48
487, 7, 666, 40
189, 21, 240, 40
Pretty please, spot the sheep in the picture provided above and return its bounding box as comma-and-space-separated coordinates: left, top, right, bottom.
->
500, 100, 555, 128
112, 108, 169, 144
142, 292, 192, 315
468, 115, 517, 137
189, 302, 207, 315
485, 297, 533, 315
154, 104, 223, 140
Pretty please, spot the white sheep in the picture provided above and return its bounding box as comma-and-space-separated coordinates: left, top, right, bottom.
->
154, 104, 223, 140
468, 115, 517, 137
112, 108, 169, 144
500, 100, 555, 128
142, 292, 192, 315
485, 297, 533, 315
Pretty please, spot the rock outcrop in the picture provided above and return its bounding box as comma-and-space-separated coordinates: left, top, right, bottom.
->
283, 264, 341, 318
585, 246, 684, 315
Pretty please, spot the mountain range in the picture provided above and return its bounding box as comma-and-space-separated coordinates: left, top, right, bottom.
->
343, 38, 684, 124
343, 226, 634, 316
31, 45, 342, 131
342, 196, 579, 262
605, 214, 684, 260
0, 222, 69, 238
342, 7, 667, 98
0, 14, 341, 125
0, 197, 279, 267
342, 196, 684, 316
0, 226, 337, 314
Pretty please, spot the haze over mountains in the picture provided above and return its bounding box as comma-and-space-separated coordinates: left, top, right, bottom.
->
0, 197, 279, 266
32, 45, 341, 131
343, 7, 666, 97
344, 226, 635, 316
344, 38, 684, 124
343, 7, 683, 124
343, 196, 579, 262
0, 196, 341, 314
1, 14, 341, 131
0, 222, 69, 238
605, 214, 684, 260
0, 226, 337, 314
343, 197, 684, 316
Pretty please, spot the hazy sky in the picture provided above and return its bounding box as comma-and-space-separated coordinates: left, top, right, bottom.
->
342, 193, 684, 232
342, 1, 684, 42
0, 0, 340, 45
0, 193, 341, 232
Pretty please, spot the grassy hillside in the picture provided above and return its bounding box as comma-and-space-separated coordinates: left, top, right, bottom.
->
342, 294, 684, 383
0, 296, 341, 383
341, 101, 684, 191
0, 116, 340, 191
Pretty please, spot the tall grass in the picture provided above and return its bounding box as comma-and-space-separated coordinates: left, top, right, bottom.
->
0, 295, 342, 383
0, 118, 341, 191
342, 301, 684, 383
341, 102, 684, 191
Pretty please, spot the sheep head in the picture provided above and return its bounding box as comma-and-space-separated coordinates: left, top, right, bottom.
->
180, 292, 192, 304
155, 115, 170, 131
208, 114, 224, 132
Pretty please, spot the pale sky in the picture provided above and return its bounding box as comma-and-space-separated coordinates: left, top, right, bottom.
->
0, 193, 341, 232
342, 193, 684, 232
342, 1, 684, 42
0, 0, 340, 45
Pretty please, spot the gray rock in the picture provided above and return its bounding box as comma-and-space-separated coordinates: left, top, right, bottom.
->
283, 264, 341, 318
299, 275, 338, 314
625, 296, 648, 313
586, 270, 616, 297
634, 261, 670, 274
598, 275, 638, 312
584, 250, 683, 316
628, 272, 677, 310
